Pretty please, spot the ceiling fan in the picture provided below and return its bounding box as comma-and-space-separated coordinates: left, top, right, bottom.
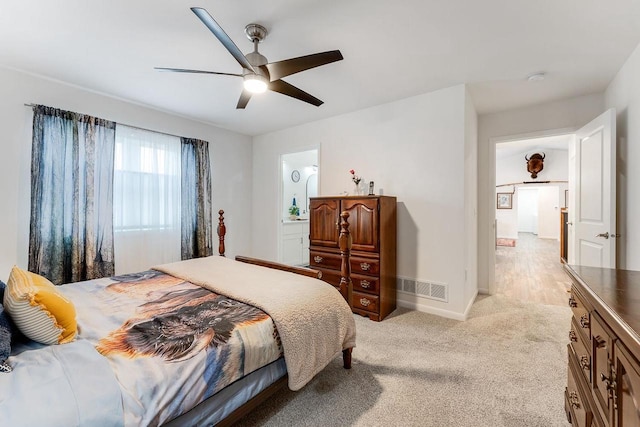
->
155, 7, 343, 109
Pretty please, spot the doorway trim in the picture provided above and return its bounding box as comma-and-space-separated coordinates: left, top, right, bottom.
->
487, 126, 577, 295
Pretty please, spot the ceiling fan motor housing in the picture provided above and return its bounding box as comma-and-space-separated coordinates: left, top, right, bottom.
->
244, 23, 267, 43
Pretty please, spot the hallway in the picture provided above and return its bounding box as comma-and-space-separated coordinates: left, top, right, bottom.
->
495, 232, 570, 306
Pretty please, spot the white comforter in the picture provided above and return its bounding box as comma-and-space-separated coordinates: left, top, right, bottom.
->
154, 255, 356, 391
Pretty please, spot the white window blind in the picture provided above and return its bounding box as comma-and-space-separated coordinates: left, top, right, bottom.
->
113, 125, 181, 274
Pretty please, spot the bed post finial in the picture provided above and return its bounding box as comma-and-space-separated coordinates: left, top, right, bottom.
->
339, 211, 352, 301
217, 210, 226, 257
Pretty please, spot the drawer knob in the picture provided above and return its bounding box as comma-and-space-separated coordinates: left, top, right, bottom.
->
569, 330, 577, 342
314, 256, 324, 263
360, 262, 371, 271
569, 391, 580, 409
360, 279, 371, 289
568, 296, 578, 308
580, 355, 590, 371
360, 298, 371, 307
580, 313, 590, 329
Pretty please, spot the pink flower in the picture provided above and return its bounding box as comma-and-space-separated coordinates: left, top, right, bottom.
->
349, 169, 361, 185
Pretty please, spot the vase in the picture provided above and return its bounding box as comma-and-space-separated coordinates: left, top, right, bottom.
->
353, 182, 362, 195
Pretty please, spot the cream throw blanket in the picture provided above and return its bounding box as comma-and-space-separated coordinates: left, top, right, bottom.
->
153, 256, 356, 391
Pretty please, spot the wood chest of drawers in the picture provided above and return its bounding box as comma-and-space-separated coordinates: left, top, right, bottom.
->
309, 196, 396, 321
564, 265, 640, 427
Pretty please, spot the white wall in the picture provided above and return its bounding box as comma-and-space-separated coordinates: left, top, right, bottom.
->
0, 67, 253, 281
605, 41, 640, 270
478, 93, 605, 293
253, 84, 478, 319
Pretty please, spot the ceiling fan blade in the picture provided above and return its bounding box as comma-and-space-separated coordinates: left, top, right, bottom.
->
236, 90, 252, 109
154, 67, 242, 77
190, 7, 256, 73
265, 50, 343, 81
269, 80, 323, 107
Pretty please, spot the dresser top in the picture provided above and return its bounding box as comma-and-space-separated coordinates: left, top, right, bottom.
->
565, 264, 640, 338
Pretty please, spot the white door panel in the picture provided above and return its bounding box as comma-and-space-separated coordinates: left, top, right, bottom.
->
573, 108, 616, 268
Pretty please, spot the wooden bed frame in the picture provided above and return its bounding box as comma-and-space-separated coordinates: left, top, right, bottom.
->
207, 209, 353, 426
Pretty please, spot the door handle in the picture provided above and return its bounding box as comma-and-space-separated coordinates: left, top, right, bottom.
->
595, 232, 609, 239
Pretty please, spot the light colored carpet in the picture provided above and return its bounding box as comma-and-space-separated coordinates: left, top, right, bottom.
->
237, 295, 572, 427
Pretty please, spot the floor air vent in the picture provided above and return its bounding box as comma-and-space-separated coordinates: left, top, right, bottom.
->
398, 277, 448, 303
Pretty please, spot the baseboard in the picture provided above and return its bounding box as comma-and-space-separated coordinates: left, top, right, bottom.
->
397, 291, 466, 321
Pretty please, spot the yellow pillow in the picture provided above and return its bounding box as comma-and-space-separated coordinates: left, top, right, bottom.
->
3, 266, 77, 345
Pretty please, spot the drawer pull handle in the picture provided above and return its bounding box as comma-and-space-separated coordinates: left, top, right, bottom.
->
360, 262, 371, 271
360, 298, 371, 307
569, 391, 580, 409
580, 355, 590, 371
314, 256, 324, 263
360, 280, 371, 289
600, 373, 616, 391
580, 313, 590, 329
568, 296, 577, 308
569, 330, 577, 342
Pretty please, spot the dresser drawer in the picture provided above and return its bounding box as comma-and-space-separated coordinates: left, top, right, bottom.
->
569, 317, 592, 383
350, 257, 380, 275
317, 267, 342, 287
309, 250, 342, 270
569, 287, 590, 341
567, 353, 592, 427
352, 273, 380, 295
352, 292, 379, 313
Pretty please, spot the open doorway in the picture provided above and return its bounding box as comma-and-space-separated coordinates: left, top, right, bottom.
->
494, 135, 571, 306
279, 149, 318, 266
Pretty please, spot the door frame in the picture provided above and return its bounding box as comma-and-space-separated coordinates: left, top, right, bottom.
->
487, 127, 576, 295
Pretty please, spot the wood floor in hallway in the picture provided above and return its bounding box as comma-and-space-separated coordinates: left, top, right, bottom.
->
495, 232, 571, 306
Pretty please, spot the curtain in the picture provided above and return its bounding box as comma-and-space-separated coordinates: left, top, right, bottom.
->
29, 105, 115, 285
181, 138, 213, 259
113, 125, 181, 274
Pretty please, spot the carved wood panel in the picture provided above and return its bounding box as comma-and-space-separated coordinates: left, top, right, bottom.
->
341, 198, 379, 253
309, 199, 340, 248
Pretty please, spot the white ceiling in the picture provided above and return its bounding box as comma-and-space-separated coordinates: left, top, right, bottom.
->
496, 134, 571, 159
1, 0, 639, 136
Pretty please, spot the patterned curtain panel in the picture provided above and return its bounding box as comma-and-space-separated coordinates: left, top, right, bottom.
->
181, 138, 213, 259
29, 105, 116, 285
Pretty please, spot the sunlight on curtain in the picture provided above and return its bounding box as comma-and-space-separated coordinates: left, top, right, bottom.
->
113, 125, 181, 274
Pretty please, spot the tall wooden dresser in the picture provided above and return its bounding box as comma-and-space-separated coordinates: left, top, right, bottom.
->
564, 264, 640, 427
309, 196, 396, 321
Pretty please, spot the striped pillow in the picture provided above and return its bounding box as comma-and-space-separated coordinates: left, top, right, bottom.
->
3, 266, 77, 345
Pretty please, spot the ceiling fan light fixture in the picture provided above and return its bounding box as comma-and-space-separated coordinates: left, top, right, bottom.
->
527, 72, 546, 82
243, 74, 268, 93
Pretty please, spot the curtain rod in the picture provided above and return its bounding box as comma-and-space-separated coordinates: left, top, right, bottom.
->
23, 103, 187, 140
496, 180, 568, 188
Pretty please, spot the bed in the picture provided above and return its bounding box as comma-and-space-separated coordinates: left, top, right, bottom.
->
0, 210, 356, 426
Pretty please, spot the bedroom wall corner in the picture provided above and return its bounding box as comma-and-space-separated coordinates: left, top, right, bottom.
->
463, 86, 478, 311
253, 84, 471, 317
605, 39, 640, 271
0, 66, 253, 281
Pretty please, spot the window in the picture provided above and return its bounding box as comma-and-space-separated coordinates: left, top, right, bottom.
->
113, 125, 181, 273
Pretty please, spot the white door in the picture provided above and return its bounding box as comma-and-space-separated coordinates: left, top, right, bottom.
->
572, 109, 616, 268
517, 188, 538, 234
